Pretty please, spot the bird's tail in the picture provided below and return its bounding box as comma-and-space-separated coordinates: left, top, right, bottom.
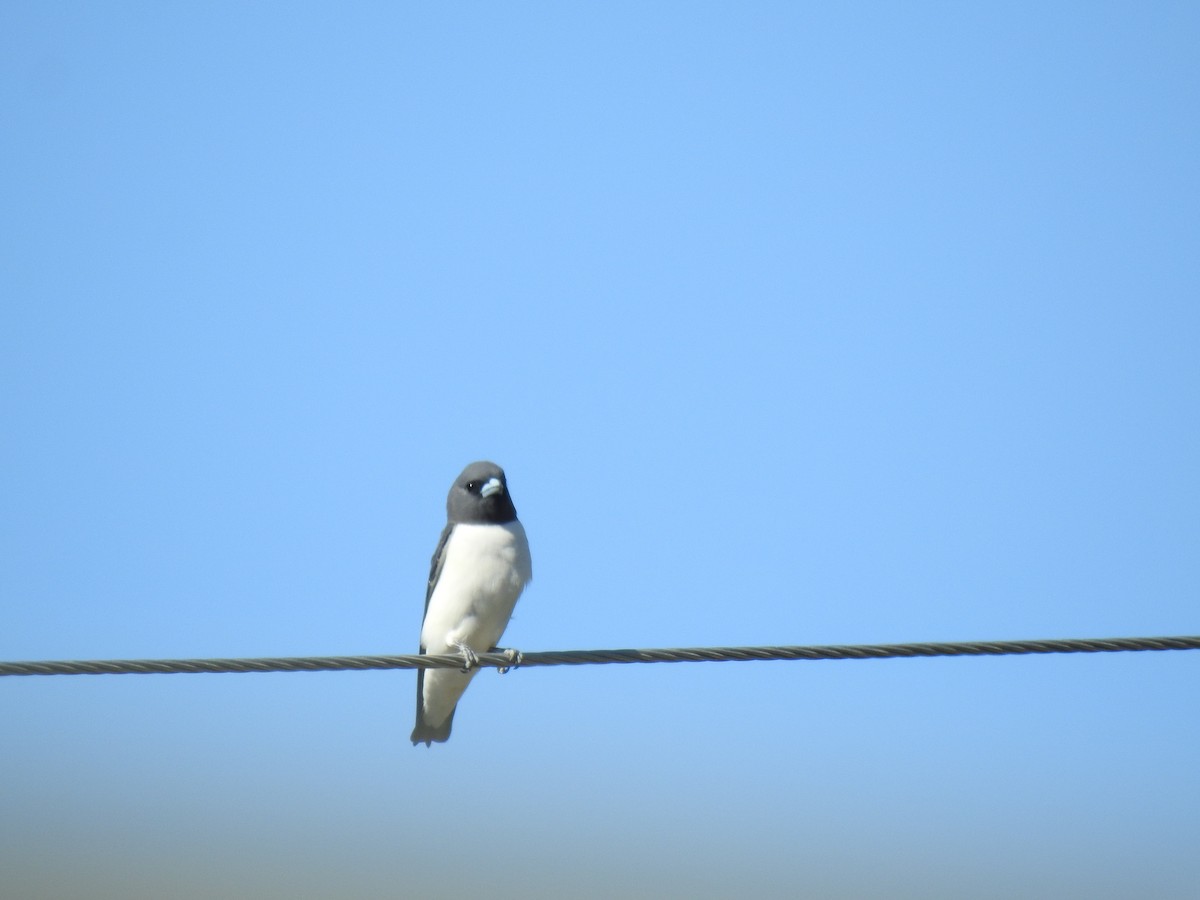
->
411, 666, 456, 746
410, 714, 454, 746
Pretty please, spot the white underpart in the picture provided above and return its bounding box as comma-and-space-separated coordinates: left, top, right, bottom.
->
420, 520, 532, 728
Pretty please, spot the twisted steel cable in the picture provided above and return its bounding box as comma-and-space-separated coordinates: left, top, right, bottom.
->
1, 635, 1198, 677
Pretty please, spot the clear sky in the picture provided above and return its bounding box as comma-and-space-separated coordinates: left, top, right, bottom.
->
2, 3, 1198, 898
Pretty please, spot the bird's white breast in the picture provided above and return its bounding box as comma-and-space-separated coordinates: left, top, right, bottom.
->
420, 521, 532, 653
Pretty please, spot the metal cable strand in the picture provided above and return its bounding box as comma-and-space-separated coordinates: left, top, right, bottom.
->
1, 635, 1198, 677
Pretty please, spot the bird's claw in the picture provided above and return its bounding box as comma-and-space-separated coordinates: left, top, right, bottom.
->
495, 647, 523, 675
454, 641, 480, 673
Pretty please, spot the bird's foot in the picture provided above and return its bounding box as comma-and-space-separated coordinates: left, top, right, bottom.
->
494, 647, 523, 675
453, 641, 480, 673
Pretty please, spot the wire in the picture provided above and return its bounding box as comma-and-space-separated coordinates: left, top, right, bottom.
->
1, 635, 1197, 677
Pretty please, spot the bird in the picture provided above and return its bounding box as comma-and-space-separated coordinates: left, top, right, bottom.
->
411, 461, 532, 746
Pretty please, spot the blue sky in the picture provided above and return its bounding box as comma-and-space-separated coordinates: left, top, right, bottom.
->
2, 2, 1198, 897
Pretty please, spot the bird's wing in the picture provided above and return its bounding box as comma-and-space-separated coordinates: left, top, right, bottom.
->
413, 522, 457, 744
423, 522, 455, 622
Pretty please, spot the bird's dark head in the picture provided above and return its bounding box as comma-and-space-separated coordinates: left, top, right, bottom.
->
446, 460, 518, 524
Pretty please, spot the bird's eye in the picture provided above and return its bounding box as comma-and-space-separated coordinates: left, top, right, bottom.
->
465, 480, 479, 492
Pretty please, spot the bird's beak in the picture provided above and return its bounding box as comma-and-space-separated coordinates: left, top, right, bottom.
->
480, 477, 503, 498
